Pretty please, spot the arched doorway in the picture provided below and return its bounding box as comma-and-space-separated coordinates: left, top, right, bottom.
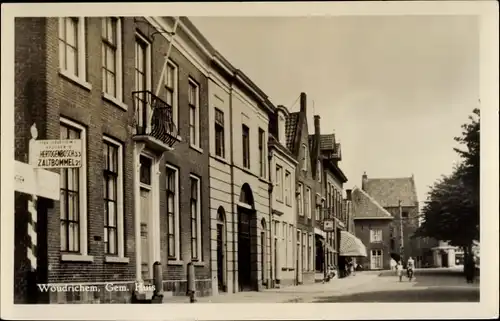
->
217, 207, 227, 292
238, 183, 256, 291
260, 218, 267, 287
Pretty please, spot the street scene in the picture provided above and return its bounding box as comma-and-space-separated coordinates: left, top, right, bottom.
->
4, 4, 493, 317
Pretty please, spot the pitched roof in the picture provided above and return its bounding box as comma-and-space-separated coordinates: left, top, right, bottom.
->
285, 112, 299, 151
351, 186, 394, 219
320, 134, 336, 151
363, 177, 418, 208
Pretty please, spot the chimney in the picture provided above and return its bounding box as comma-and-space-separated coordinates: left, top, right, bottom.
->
346, 189, 352, 201
314, 115, 320, 135
300, 92, 307, 113
361, 171, 368, 190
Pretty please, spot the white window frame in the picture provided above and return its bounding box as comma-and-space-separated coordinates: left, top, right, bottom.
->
370, 249, 383, 270
166, 164, 181, 261
305, 187, 311, 219
370, 228, 383, 243
190, 174, 202, 261
60, 117, 92, 262
284, 170, 291, 206
309, 233, 314, 271
275, 165, 283, 202
188, 78, 201, 148
297, 183, 304, 216
301, 144, 308, 171
258, 128, 266, 178
58, 17, 90, 88
103, 136, 127, 262
165, 60, 179, 128
134, 32, 152, 132
282, 222, 287, 268
101, 17, 126, 109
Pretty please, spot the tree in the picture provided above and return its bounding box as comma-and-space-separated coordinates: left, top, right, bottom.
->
414, 108, 480, 253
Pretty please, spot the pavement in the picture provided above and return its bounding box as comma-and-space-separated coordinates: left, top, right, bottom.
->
162, 268, 479, 303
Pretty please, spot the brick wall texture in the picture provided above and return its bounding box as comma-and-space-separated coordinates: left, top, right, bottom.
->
14, 17, 211, 303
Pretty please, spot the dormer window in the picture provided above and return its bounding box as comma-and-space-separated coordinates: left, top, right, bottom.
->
278, 112, 286, 145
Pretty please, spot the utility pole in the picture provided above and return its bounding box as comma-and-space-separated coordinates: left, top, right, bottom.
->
399, 200, 404, 265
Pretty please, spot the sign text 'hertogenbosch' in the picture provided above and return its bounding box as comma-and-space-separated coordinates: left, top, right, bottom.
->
33, 139, 82, 168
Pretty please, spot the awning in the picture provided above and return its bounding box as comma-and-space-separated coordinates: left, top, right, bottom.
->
319, 238, 336, 252
339, 231, 367, 257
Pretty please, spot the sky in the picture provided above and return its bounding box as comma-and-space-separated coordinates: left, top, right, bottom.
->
189, 15, 480, 207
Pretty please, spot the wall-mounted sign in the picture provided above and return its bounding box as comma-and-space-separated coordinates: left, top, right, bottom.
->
323, 219, 334, 232
15, 160, 60, 200
32, 139, 82, 168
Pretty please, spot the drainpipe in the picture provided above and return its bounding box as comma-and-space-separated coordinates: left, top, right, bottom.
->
267, 149, 274, 288
229, 74, 236, 293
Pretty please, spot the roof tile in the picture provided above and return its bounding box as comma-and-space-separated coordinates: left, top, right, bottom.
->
364, 177, 418, 208
285, 112, 299, 151
351, 187, 394, 219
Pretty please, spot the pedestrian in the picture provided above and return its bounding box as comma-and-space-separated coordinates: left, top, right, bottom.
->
390, 259, 397, 274
350, 262, 355, 276
464, 254, 475, 283
396, 261, 403, 282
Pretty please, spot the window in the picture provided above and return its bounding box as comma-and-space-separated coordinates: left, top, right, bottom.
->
259, 128, 266, 178
289, 225, 294, 268
188, 79, 200, 147
402, 211, 409, 219
309, 233, 314, 271
278, 113, 286, 145
214, 108, 225, 158
302, 232, 307, 271
305, 187, 311, 219
370, 249, 383, 269
284, 171, 291, 206
190, 175, 202, 261
101, 17, 123, 101
275, 165, 283, 202
58, 17, 87, 81
317, 160, 322, 182
282, 222, 287, 267
60, 119, 87, 256
165, 61, 178, 126
103, 137, 124, 256
134, 34, 151, 131
315, 205, 320, 221
370, 229, 383, 243
297, 183, 303, 216
301, 144, 308, 171
242, 125, 250, 169
166, 165, 179, 259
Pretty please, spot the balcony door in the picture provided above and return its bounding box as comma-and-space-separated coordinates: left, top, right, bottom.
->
135, 33, 151, 134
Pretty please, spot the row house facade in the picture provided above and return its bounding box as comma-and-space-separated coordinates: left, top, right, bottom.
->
14, 16, 212, 303
207, 52, 273, 294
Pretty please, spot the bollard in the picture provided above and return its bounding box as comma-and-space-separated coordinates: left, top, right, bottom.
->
186, 262, 196, 303
152, 261, 163, 303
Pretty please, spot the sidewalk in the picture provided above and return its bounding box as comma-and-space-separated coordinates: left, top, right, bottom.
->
162, 271, 380, 304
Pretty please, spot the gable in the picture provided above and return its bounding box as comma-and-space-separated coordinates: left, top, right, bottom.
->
364, 177, 418, 208
352, 187, 394, 219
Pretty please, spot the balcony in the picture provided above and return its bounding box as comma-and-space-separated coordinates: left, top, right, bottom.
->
132, 90, 179, 153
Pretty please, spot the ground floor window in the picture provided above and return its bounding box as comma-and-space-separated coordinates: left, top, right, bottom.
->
370, 249, 383, 269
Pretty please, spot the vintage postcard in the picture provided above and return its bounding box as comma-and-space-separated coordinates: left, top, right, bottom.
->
1, 1, 498, 320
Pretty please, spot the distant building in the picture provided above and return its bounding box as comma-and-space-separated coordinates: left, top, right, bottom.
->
351, 187, 394, 270
361, 172, 422, 265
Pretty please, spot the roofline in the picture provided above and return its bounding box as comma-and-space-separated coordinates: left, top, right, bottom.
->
269, 139, 299, 165
351, 185, 394, 219
325, 159, 348, 183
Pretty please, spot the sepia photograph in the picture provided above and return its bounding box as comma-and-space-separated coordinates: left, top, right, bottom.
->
1, 1, 498, 320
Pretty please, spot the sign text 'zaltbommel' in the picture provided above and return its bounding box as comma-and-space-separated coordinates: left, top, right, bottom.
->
33, 139, 82, 168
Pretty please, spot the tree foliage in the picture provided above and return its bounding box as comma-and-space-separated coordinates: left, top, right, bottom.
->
414, 108, 480, 247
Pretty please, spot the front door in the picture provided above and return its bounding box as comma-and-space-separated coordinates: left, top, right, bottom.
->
140, 187, 152, 282
238, 209, 252, 291
217, 223, 226, 292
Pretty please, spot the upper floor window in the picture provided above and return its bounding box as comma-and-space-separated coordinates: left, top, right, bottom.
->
305, 187, 311, 219
58, 17, 87, 83
284, 170, 291, 206
275, 165, 283, 202
297, 183, 303, 216
165, 61, 178, 126
190, 175, 202, 261
242, 125, 250, 169
301, 144, 308, 171
259, 128, 266, 178
370, 229, 383, 243
214, 108, 225, 158
188, 79, 200, 148
101, 17, 123, 102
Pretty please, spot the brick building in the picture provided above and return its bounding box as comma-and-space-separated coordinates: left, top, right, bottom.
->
351, 186, 394, 270
14, 16, 212, 303
283, 93, 317, 285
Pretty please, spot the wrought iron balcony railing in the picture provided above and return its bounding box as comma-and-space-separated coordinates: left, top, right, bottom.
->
132, 90, 178, 149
